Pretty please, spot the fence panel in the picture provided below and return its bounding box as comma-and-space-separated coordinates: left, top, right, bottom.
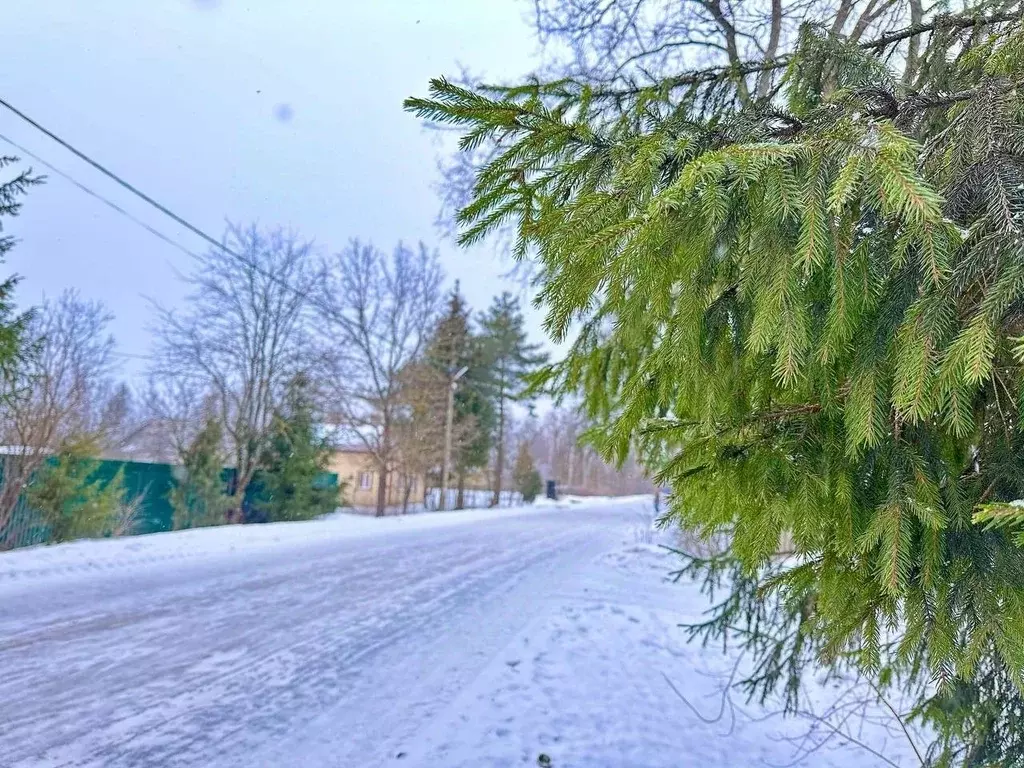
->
0, 456, 339, 549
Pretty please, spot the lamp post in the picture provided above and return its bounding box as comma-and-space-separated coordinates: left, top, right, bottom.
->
439, 365, 469, 511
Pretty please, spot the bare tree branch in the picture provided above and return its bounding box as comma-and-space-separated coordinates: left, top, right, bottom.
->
150, 223, 318, 521
315, 241, 444, 516
0, 291, 116, 545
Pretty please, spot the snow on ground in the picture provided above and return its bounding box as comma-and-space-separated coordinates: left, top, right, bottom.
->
423, 488, 524, 510
398, 528, 924, 768
0, 495, 640, 591
2, 497, 922, 767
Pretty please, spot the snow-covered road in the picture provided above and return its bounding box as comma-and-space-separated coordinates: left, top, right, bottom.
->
1, 500, 651, 768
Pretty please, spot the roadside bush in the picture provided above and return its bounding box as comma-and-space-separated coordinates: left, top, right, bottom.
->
25, 437, 125, 543
512, 442, 542, 503
170, 417, 230, 530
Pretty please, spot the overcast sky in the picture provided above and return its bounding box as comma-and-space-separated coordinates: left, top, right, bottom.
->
2, 1, 544, 378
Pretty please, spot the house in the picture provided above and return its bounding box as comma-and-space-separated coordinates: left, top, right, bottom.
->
328, 446, 426, 510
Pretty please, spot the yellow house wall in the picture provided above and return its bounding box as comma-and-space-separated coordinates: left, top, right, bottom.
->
327, 450, 426, 509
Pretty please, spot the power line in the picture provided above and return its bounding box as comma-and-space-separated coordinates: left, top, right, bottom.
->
0, 132, 204, 261
0, 95, 347, 327
0, 96, 316, 304
0, 95, 242, 260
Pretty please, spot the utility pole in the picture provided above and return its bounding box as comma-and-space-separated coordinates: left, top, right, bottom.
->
439, 365, 469, 511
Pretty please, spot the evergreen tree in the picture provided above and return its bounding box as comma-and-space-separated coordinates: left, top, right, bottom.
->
170, 417, 230, 530
512, 441, 543, 503
427, 283, 496, 508
0, 157, 42, 394
257, 373, 339, 523
409, 10, 1024, 762
0, 157, 42, 541
26, 437, 125, 543
480, 292, 547, 506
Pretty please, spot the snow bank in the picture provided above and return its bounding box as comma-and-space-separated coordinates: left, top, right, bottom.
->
534, 493, 651, 509
0, 497, 647, 589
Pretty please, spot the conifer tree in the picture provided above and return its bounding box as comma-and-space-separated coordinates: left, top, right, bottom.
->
480, 292, 547, 506
408, 8, 1024, 762
26, 436, 125, 543
170, 417, 229, 530
427, 284, 495, 508
257, 373, 338, 523
0, 157, 41, 394
0, 157, 42, 541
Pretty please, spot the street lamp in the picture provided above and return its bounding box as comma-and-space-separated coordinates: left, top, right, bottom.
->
439, 365, 469, 511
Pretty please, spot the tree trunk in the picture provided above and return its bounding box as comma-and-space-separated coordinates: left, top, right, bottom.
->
491, 393, 505, 507
375, 458, 388, 517
227, 491, 245, 524
228, 464, 251, 524
456, 470, 465, 510
566, 445, 576, 492
402, 478, 411, 515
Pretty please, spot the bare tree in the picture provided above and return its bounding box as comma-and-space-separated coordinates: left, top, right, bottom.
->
139, 374, 217, 464
316, 241, 444, 516
392, 360, 447, 513
93, 382, 158, 460
151, 223, 318, 522
0, 291, 116, 542
516, 406, 653, 496
530, 0, 916, 96
393, 358, 485, 512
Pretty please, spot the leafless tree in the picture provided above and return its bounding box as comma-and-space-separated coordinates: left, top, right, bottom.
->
515, 405, 653, 496
92, 381, 160, 460
393, 358, 485, 512
316, 241, 444, 516
0, 291, 116, 542
151, 223, 319, 521
138, 374, 217, 464
530, 0, 920, 96
392, 360, 447, 513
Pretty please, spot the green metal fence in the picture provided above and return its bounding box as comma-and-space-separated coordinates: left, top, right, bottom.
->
98, 459, 178, 534
0, 455, 338, 550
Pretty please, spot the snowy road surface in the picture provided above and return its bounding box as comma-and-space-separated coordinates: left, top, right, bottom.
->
3, 500, 646, 767
3, 498, 917, 767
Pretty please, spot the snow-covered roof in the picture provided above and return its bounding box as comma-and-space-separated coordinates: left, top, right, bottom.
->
0, 445, 52, 456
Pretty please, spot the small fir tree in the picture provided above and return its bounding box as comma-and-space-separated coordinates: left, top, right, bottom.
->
257, 373, 339, 522
170, 417, 230, 530
0, 157, 42, 542
26, 437, 125, 543
512, 441, 543, 503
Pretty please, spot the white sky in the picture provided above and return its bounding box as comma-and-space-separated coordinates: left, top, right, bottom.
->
1, 1, 547, 378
